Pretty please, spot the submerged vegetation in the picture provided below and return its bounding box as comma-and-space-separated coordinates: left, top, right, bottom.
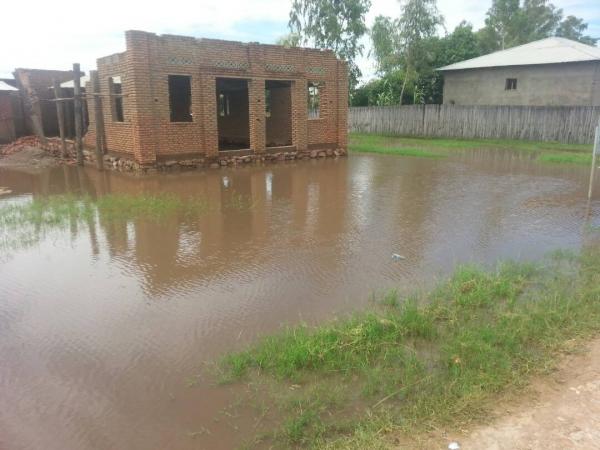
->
219, 243, 600, 448
349, 133, 593, 165
0, 193, 209, 229
0, 192, 254, 252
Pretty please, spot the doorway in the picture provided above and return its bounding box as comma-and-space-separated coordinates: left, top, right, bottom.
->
265, 80, 292, 148
216, 78, 250, 151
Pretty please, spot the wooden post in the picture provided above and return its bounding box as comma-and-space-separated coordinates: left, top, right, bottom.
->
588, 121, 600, 200
53, 79, 68, 158
73, 63, 84, 166
90, 70, 105, 170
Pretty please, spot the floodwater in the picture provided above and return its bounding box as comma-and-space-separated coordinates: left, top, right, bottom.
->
1, 150, 599, 450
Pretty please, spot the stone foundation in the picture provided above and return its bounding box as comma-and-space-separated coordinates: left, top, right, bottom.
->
5, 136, 346, 173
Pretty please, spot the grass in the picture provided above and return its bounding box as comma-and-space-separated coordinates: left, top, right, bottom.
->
0, 193, 209, 229
0, 191, 255, 253
538, 152, 593, 166
349, 132, 593, 165
218, 242, 600, 448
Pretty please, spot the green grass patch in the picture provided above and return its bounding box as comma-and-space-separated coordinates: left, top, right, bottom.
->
538, 152, 593, 166
218, 243, 600, 448
349, 132, 593, 165
349, 142, 445, 159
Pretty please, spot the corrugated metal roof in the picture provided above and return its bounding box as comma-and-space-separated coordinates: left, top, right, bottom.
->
0, 80, 18, 91
438, 37, 600, 71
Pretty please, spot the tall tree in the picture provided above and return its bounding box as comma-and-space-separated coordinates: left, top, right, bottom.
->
556, 16, 599, 46
370, 0, 443, 103
370, 15, 400, 74
479, 0, 597, 52
480, 0, 522, 50
289, 0, 371, 89
398, 0, 443, 103
520, 0, 562, 42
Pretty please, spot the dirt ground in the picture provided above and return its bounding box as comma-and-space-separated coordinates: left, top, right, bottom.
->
430, 337, 600, 450
0, 146, 62, 172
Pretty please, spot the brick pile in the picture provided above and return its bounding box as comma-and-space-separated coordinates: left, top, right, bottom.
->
0, 136, 43, 156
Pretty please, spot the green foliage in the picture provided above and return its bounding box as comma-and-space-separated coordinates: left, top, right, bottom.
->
556, 16, 598, 46
360, 21, 482, 105
370, 15, 400, 74
275, 33, 302, 47
479, 0, 598, 51
289, 0, 371, 89
218, 244, 600, 447
369, 0, 443, 104
362, 0, 597, 106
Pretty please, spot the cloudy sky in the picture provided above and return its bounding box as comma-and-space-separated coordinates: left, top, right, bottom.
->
1, 0, 598, 81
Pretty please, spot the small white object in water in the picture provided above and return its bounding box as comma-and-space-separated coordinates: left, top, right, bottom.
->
448, 442, 461, 450
391, 253, 406, 261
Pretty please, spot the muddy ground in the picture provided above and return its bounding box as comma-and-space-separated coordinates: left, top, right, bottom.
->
425, 338, 600, 450
0, 146, 62, 172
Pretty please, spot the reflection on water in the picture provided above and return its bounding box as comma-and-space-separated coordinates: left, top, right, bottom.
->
0, 151, 599, 450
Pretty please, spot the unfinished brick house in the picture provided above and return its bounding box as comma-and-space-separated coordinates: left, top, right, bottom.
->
85, 30, 348, 168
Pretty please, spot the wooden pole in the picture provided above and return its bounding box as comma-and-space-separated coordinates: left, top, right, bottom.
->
90, 71, 105, 170
53, 79, 68, 158
73, 63, 84, 166
588, 121, 600, 200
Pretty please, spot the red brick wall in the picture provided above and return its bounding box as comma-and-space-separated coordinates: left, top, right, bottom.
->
87, 30, 348, 164
85, 52, 136, 156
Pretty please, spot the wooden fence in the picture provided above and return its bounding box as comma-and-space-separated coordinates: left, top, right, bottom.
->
349, 105, 600, 144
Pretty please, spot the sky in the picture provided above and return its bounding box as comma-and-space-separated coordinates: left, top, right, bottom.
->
1, 0, 598, 82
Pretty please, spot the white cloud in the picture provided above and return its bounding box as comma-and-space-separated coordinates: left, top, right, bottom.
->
0, 0, 290, 77
0, 0, 597, 81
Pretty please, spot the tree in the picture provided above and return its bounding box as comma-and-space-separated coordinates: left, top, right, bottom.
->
275, 33, 301, 47
478, 0, 597, 52
419, 22, 482, 103
556, 16, 599, 46
396, 0, 444, 102
520, 0, 562, 42
289, 0, 371, 89
480, 0, 523, 50
370, 0, 443, 104
370, 15, 400, 74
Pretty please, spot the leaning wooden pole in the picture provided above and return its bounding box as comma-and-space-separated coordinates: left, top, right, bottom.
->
90, 71, 105, 170
73, 63, 84, 166
588, 120, 600, 200
52, 79, 68, 158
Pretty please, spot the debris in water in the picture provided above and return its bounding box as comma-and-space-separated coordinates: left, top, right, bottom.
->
392, 253, 405, 261
448, 442, 461, 450
0, 187, 12, 196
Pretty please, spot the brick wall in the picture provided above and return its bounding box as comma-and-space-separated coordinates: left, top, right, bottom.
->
87, 30, 349, 165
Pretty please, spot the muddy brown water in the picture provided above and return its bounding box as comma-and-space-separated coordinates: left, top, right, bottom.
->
1, 150, 599, 450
